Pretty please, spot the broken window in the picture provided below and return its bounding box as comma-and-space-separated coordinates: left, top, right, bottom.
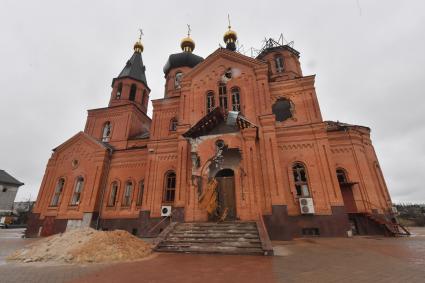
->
218, 82, 228, 111
116, 83, 122, 99
292, 163, 310, 197
129, 84, 137, 101
102, 121, 112, 142
122, 181, 133, 207
206, 91, 215, 113
336, 169, 348, 184
137, 180, 144, 206
50, 178, 65, 206
169, 118, 178, 131
231, 87, 241, 112
275, 55, 284, 73
174, 72, 183, 89
70, 176, 84, 205
223, 68, 233, 81
108, 182, 118, 207
272, 98, 292, 122
164, 171, 176, 202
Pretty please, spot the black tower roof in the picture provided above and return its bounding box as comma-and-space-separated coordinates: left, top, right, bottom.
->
113, 51, 148, 88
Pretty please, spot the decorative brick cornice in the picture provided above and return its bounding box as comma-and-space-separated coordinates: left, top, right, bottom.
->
280, 143, 314, 150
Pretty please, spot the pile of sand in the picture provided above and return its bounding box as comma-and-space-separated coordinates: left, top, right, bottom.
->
8, 228, 152, 263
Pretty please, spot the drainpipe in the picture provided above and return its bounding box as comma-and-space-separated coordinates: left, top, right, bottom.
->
96, 148, 113, 230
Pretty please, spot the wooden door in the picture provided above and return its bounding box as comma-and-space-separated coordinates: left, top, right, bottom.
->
216, 176, 236, 220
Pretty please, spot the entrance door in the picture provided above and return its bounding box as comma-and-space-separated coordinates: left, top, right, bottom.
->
340, 185, 357, 213
215, 169, 236, 221
336, 169, 357, 213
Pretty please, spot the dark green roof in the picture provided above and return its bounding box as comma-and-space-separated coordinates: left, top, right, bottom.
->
163, 52, 204, 76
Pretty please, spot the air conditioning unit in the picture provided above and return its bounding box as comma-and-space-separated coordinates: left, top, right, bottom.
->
299, 198, 315, 214
161, 205, 172, 217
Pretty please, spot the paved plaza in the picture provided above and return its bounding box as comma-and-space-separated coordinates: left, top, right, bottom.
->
0, 228, 424, 283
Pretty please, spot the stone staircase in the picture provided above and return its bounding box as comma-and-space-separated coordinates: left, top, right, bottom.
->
155, 222, 267, 255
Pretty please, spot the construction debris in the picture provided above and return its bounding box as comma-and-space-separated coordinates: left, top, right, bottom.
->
199, 179, 218, 215
8, 228, 152, 263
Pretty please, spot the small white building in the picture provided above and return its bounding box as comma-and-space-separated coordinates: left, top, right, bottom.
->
0, 170, 24, 216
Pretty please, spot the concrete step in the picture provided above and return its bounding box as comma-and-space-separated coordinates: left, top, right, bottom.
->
160, 241, 262, 248
168, 233, 259, 240
157, 245, 264, 255
175, 224, 257, 229
164, 238, 262, 244
174, 227, 258, 232
167, 234, 259, 239
177, 224, 257, 229
172, 228, 258, 234
155, 221, 266, 255
172, 230, 258, 234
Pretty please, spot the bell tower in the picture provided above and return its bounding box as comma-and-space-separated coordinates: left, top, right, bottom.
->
84, 32, 152, 148
108, 31, 150, 114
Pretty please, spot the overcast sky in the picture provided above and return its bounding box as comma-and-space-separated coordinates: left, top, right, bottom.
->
1, 0, 424, 203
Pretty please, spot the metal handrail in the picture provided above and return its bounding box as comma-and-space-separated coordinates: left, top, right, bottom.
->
147, 213, 172, 234
353, 199, 381, 211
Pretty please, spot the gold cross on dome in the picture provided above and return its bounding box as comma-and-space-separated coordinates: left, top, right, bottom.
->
138, 28, 144, 41
187, 24, 191, 37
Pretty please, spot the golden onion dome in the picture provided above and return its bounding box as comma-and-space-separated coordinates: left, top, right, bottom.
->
223, 28, 237, 43
180, 36, 195, 52
134, 40, 144, 53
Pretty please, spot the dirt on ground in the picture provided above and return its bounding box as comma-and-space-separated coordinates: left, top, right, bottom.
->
7, 228, 152, 264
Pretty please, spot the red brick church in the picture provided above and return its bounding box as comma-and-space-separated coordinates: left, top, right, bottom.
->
27, 25, 400, 240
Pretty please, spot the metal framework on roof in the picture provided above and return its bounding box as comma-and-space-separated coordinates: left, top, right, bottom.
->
250, 34, 300, 59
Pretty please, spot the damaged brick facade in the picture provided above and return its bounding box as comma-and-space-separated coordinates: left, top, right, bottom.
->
27, 34, 395, 240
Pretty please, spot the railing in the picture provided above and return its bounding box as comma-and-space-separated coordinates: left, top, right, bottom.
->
360, 207, 411, 236
352, 199, 381, 213
256, 208, 274, 256
147, 212, 172, 235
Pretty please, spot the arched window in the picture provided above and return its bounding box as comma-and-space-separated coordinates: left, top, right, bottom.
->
136, 180, 144, 206
218, 82, 228, 111
164, 171, 176, 202
206, 91, 215, 113
122, 181, 133, 207
70, 176, 84, 205
174, 72, 183, 89
336, 169, 348, 184
108, 182, 118, 207
116, 83, 123, 99
102, 121, 112, 142
275, 55, 284, 73
292, 163, 310, 197
169, 118, 178, 132
272, 98, 293, 122
231, 87, 241, 112
129, 84, 137, 101
50, 178, 65, 206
